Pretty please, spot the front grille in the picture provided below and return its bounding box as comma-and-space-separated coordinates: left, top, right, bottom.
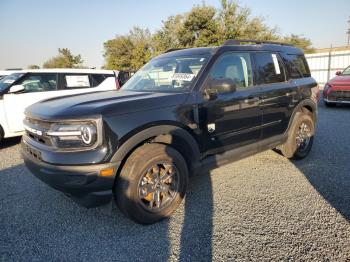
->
328, 90, 350, 101
24, 117, 53, 146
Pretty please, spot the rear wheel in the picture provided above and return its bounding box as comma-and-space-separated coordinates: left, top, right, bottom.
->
279, 112, 315, 159
115, 143, 188, 224
0, 125, 4, 144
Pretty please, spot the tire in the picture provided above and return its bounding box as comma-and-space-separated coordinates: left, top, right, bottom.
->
324, 101, 336, 107
115, 143, 188, 224
0, 125, 4, 144
279, 112, 315, 159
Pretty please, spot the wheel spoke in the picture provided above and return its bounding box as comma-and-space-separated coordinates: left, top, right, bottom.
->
140, 183, 156, 196
155, 190, 161, 208
160, 167, 175, 183
138, 162, 179, 211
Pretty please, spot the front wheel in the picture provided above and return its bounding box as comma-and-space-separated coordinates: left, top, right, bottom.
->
279, 112, 315, 159
0, 125, 4, 144
115, 143, 188, 224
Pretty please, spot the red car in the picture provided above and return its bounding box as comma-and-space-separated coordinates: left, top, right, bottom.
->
323, 65, 350, 106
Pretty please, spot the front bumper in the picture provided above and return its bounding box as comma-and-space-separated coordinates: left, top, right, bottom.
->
21, 139, 120, 207
324, 98, 350, 104
324, 89, 350, 104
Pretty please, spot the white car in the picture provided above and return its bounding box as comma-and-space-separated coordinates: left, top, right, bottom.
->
0, 69, 121, 142
0, 70, 19, 80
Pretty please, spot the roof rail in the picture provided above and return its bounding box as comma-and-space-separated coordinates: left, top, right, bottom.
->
223, 39, 293, 47
164, 48, 184, 53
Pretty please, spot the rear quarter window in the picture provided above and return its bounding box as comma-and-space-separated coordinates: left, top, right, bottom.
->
90, 74, 113, 87
285, 54, 311, 79
255, 52, 286, 84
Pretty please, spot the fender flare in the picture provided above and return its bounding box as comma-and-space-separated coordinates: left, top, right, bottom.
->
286, 99, 317, 134
110, 125, 201, 167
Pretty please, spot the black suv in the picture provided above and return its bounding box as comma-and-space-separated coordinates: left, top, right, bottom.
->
22, 40, 319, 224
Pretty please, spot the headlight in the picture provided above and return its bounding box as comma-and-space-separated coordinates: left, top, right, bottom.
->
47, 122, 98, 149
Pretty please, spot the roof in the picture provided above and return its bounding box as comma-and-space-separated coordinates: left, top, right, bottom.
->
157, 47, 217, 59
158, 42, 303, 59
0, 70, 18, 76
9, 68, 116, 74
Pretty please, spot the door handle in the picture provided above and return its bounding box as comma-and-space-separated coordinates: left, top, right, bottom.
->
286, 91, 297, 97
244, 97, 259, 104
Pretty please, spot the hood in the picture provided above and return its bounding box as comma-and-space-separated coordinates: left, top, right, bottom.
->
26, 90, 189, 120
328, 75, 350, 86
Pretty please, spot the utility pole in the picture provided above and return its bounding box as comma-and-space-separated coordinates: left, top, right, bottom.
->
347, 16, 350, 46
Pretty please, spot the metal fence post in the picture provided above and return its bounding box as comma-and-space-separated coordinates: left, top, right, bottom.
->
327, 45, 332, 82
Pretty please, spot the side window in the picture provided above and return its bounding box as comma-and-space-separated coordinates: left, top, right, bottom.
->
255, 52, 286, 84
210, 52, 254, 89
63, 74, 91, 89
90, 74, 108, 87
287, 54, 311, 78
17, 73, 57, 93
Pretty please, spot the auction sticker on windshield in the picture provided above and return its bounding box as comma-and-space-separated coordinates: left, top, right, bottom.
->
3, 79, 15, 84
170, 73, 195, 82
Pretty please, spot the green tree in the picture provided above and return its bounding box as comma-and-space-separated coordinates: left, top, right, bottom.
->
28, 64, 40, 69
152, 15, 184, 54
104, 27, 152, 70
219, 0, 279, 42
103, 0, 313, 71
43, 48, 84, 68
282, 34, 314, 53
177, 5, 221, 47
129, 27, 153, 70
104, 35, 134, 70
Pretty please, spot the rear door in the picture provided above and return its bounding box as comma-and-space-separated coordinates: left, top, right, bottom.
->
254, 52, 296, 139
3, 73, 60, 132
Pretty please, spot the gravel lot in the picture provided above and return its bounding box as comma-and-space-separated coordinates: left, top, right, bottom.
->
0, 103, 349, 261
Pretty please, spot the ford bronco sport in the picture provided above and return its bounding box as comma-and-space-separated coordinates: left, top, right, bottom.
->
22, 40, 319, 224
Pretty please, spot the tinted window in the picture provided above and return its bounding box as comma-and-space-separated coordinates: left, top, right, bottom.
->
118, 71, 131, 86
63, 74, 91, 89
255, 52, 286, 84
210, 52, 253, 89
287, 54, 311, 78
0, 73, 25, 92
17, 73, 57, 93
90, 74, 109, 87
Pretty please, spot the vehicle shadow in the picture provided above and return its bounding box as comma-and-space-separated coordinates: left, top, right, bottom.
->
0, 137, 21, 149
0, 161, 214, 261
289, 102, 350, 222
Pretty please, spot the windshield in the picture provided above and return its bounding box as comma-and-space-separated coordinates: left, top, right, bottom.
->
122, 55, 209, 92
342, 66, 350, 75
0, 73, 24, 92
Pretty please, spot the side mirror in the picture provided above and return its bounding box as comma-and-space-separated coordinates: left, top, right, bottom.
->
209, 78, 237, 95
336, 71, 342, 76
8, 84, 25, 94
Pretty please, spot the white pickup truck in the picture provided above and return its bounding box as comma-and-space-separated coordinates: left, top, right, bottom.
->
0, 68, 126, 143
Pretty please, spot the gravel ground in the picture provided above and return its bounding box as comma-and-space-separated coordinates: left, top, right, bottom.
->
0, 103, 349, 261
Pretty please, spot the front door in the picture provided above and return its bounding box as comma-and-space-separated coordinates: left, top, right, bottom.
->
198, 52, 263, 156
